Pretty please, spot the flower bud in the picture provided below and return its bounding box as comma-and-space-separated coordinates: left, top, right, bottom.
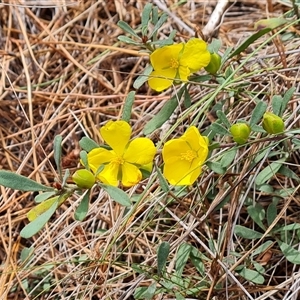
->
230, 123, 251, 144
262, 112, 285, 134
205, 52, 222, 75
72, 169, 95, 189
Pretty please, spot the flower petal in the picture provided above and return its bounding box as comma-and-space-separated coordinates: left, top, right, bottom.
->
148, 69, 177, 92
163, 160, 201, 185
180, 38, 211, 72
121, 162, 142, 187
178, 65, 190, 81
97, 162, 120, 186
162, 139, 190, 164
87, 148, 115, 173
182, 126, 209, 163
124, 138, 156, 165
150, 43, 183, 70
100, 120, 131, 155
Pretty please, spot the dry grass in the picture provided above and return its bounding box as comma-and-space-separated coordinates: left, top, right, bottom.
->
1, 0, 300, 299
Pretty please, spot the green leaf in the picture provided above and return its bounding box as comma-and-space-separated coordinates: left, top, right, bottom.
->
79, 137, 99, 152
251, 240, 273, 257
141, 3, 152, 31
206, 161, 226, 174
134, 287, 150, 300
247, 203, 265, 230
278, 165, 300, 181
35, 191, 56, 203
190, 247, 206, 277
220, 148, 237, 168
251, 124, 266, 133
271, 95, 283, 116
122, 91, 135, 122
133, 64, 153, 89
74, 191, 90, 221
254, 18, 287, 30
234, 225, 263, 239
157, 241, 170, 275
274, 223, 300, 232
207, 38, 222, 53
53, 135, 62, 177
151, 38, 175, 47
151, 6, 159, 25
143, 87, 184, 135
20, 199, 58, 238
117, 35, 141, 46
216, 110, 231, 128
211, 123, 230, 135
255, 158, 286, 185
176, 243, 191, 277
149, 13, 168, 39
250, 101, 267, 127
267, 201, 277, 226
80, 151, 89, 170
117, 20, 140, 38
144, 283, 157, 300
100, 184, 131, 207
277, 240, 300, 264
20, 247, 34, 263
183, 86, 191, 108
0, 170, 54, 192
280, 87, 295, 116
228, 28, 272, 59
27, 194, 69, 222
61, 169, 70, 187
237, 267, 264, 284
155, 164, 169, 193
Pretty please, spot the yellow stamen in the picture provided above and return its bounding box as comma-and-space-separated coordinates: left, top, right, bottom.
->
180, 150, 197, 162
170, 58, 179, 69
112, 156, 124, 165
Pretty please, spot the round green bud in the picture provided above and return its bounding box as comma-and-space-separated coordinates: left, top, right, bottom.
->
230, 123, 251, 145
72, 169, 95, 189
262, 112, 285, 134
205, 52, 222, 75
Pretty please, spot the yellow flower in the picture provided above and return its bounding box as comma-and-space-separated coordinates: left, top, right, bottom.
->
162, 126, 209, 185
148, 38, 211, 92
87, 120, 156, 187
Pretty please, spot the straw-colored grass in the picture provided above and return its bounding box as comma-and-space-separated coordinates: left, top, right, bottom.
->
1, 1, 300, 299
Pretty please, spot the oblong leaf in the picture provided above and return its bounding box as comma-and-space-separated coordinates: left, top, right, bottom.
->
54, 135, 62, 177
79, 137, 99, 152
157, 241, 170, 275
255, 159, 285, 185
117, 20, 140, 38
20, 200, 58, 238
238, 267, 264, 284
35, 191, 57, 203
228, 28, 272, 59
27, 193, 69, 221
234, 225, 263, 239
211, 123, 229, 135
176, 243, 191, 277
74, 191, 90, 221
100, 184, 131, 206
277, 240, 300, 264
220, 148, 237, 168
122, 91, 135, 122
0, 170, 54, 192
133, 64, 153, 89
250, 101, 267, 127
143, 88, 184, 135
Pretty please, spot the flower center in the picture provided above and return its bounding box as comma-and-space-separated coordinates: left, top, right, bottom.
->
112, 156, 125, 165
170, 58, 179, 69
180, 150, 197, 162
